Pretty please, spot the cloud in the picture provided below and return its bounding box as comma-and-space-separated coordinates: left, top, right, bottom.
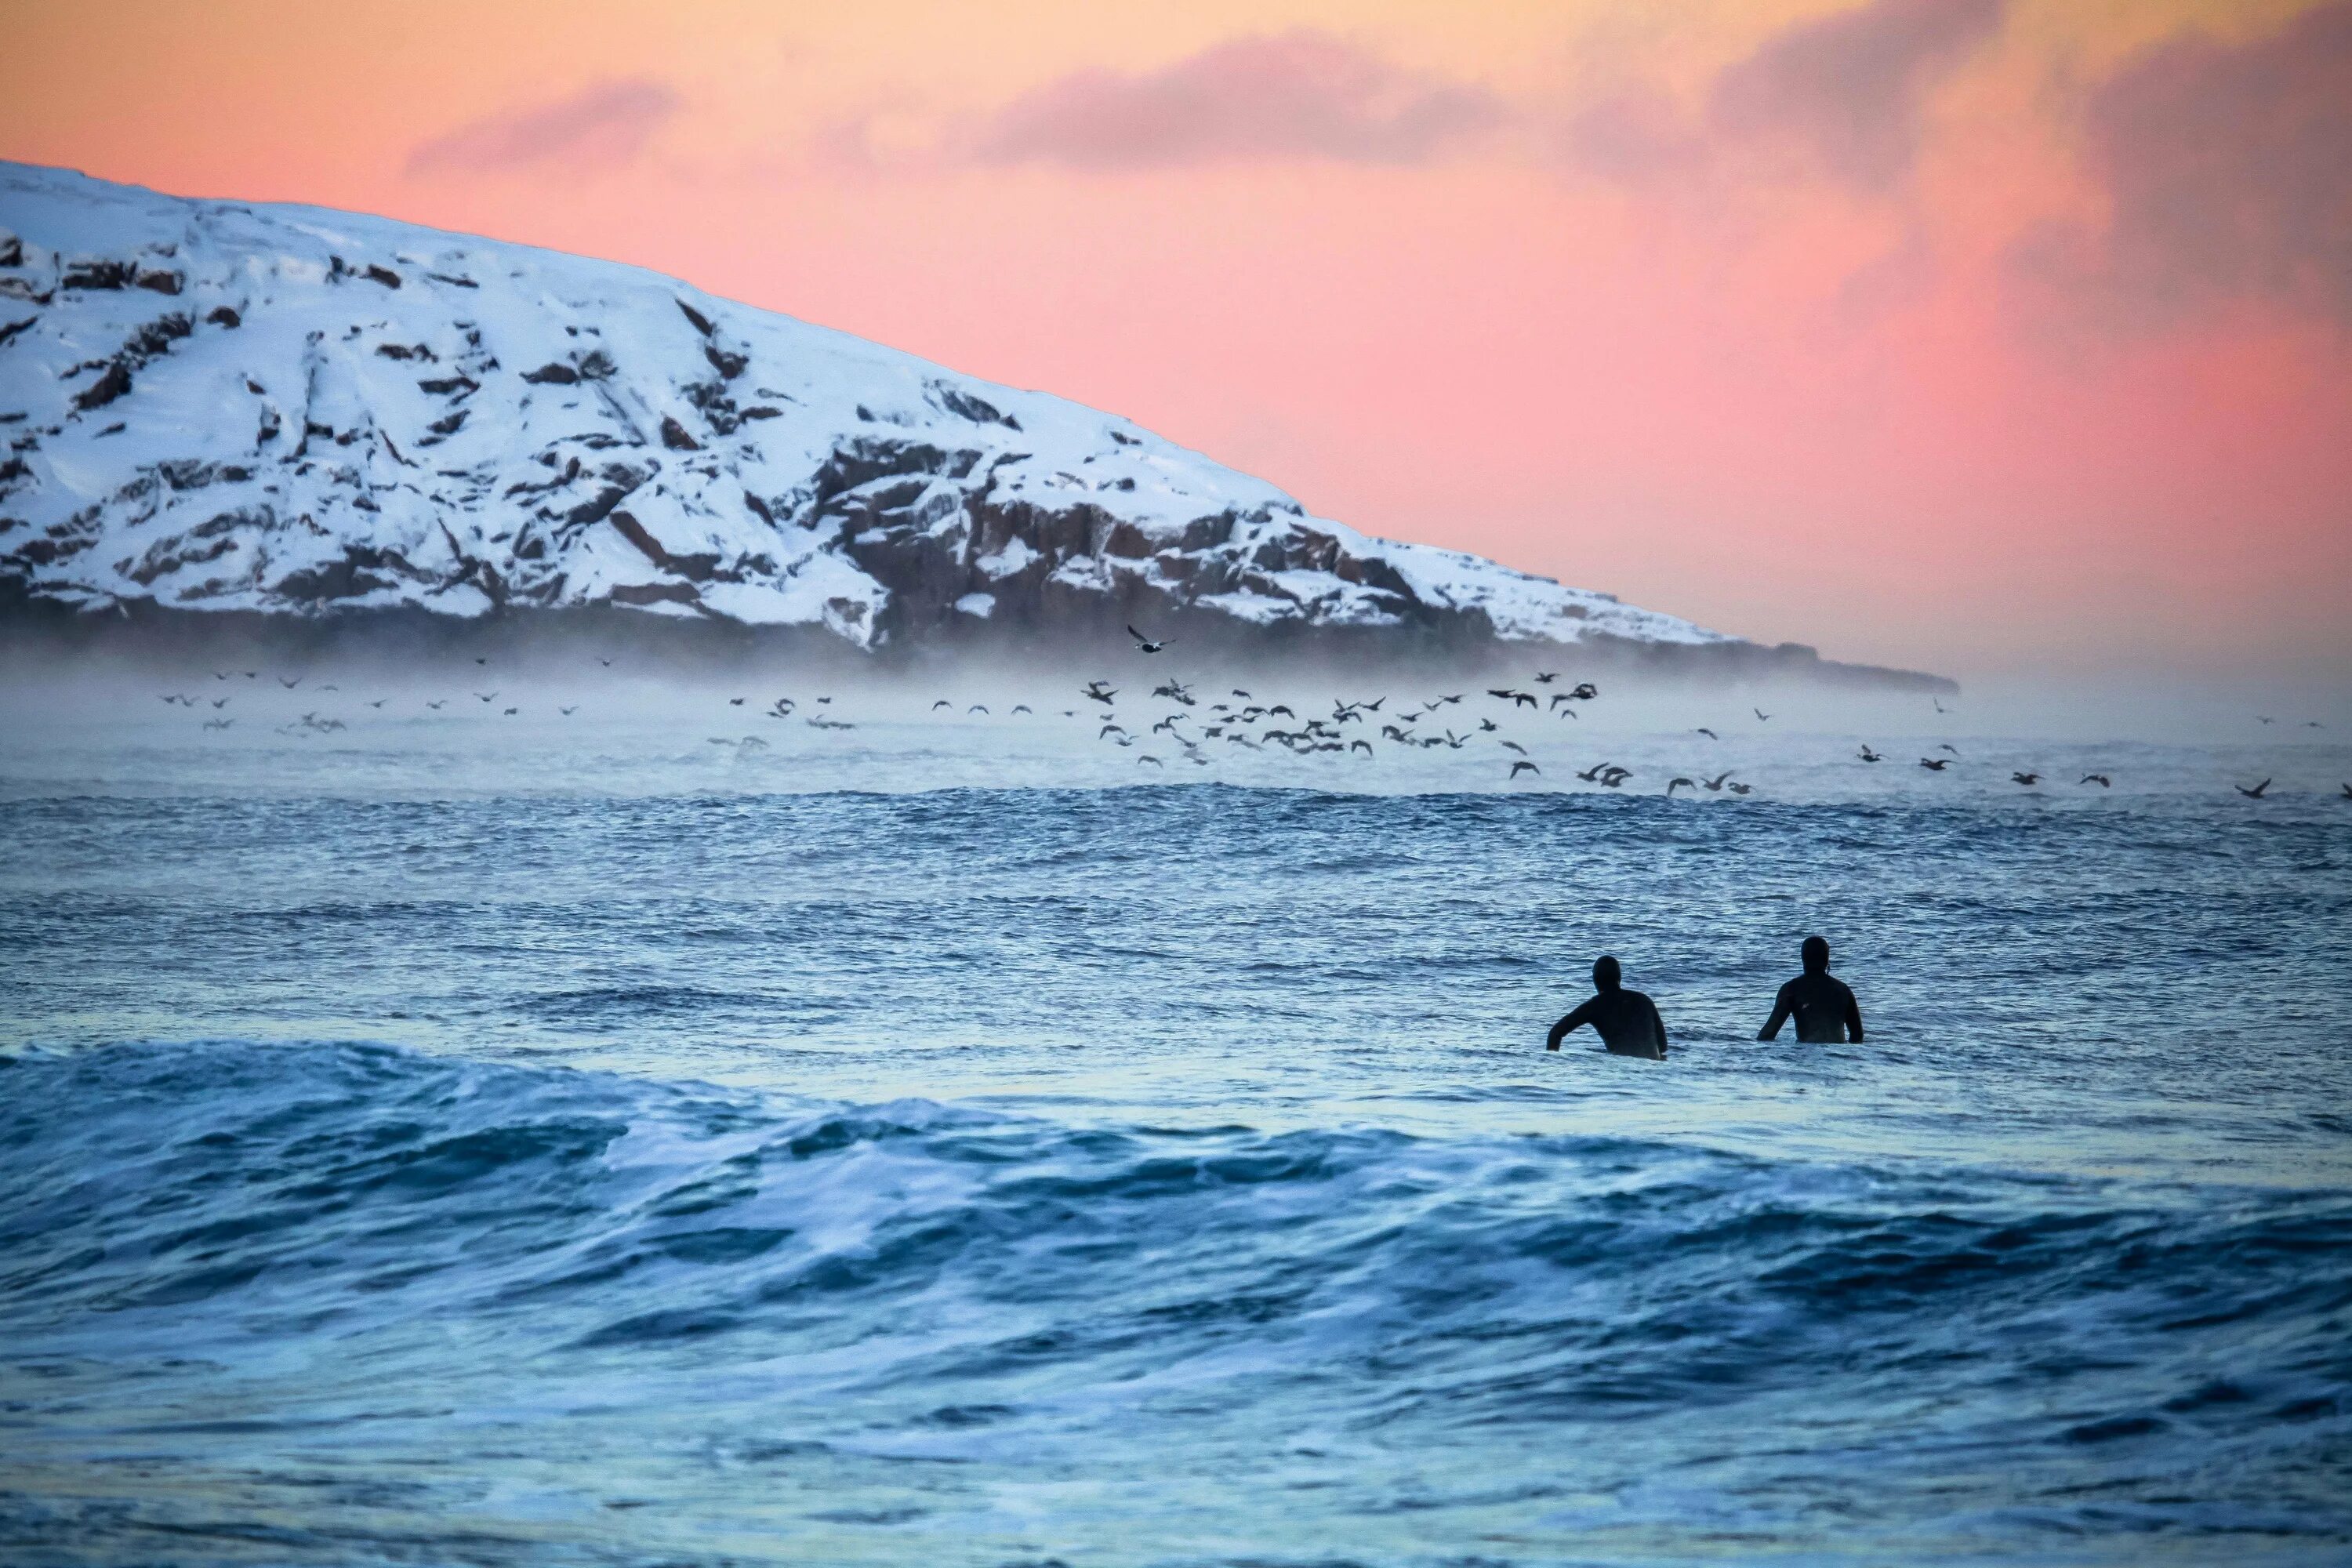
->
1707, 0, 2005, 190
407, 79, 681, 176
971, 31, 1505, 169
2053, 1, 2352, 326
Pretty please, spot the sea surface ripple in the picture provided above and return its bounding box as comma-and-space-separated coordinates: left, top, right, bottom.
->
2, 774, 2349, 1566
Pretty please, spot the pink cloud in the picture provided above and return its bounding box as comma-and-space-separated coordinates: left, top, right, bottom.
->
1709, 0, 2005, 189
407, 78, 681, 176
971, 31, 1504, 169
1568, 0, 2005, 191
2033, 1, 2352, 327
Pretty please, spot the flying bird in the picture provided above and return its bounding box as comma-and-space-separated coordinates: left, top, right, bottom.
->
1667, 776, 1695, 797
1012, 704, 1033, 715
1695, 728, 1719, 740
730, 697, 746, 706
426, 700, 446, 710
1754, 708, 1771, 721
1933, 697, 1947, 713
561, 706, 579, 716
503, 706, 519, 717
2081, 774, 2111, 787
1501, 740, 1527, 755
933, 699, 952, 710
476, 691, 497, 702
969, 704, 990, 715
1859, 746, 1883, 763
1139, 754, 1164, 767
2012, 772, 2040, 786
279, 677, 301, 688
1919, 757, 1950, 771
1510, 760, 1541, 779
1726, 782, 1755, 795
1127, 625, 1170, 654
1702, 771, 1735, 790
2237, 779, 2271, 798
1533, 671, 1559, 684
1938, 742, 1960, 755
367, 699, 387, 709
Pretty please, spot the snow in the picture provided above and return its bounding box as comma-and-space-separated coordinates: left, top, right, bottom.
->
0, 162, 1732, 653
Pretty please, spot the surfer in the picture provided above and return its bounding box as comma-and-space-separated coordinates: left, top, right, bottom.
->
1546, 956, 1668, 1060
1758, 935, 1864, 1044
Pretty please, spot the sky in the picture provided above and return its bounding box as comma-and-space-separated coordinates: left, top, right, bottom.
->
4, 0, 2348, 683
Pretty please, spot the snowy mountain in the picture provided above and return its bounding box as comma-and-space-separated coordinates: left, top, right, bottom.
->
1, 163, 1919, 680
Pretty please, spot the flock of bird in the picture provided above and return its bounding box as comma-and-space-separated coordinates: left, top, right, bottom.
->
156, 631, 2344, 800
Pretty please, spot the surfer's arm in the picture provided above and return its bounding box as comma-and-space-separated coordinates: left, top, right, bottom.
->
1546, 1000, 1597, 1051
1646, 996, 1669, 1057
1758, 984, 1792, 1040
1843, 988, 1864, 1043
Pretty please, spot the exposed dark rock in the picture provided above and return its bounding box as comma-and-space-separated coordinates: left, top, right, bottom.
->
135, 270, 182, 295
363, 264, 401, 289
0, 236, 21, 268
62, 260, 134, 290
677, 299, 716, 336
208, 306, 241, 328
521, 362, 579, 386
73, 363, 132, 411
660, 416, 701, 452
0, 317, 34, 350
703, 344, 747, 379
418, 374, 478, 395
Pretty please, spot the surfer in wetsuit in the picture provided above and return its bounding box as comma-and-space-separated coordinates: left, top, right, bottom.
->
1546, 955, 1668, 1060
1758, 935, 1864, 1043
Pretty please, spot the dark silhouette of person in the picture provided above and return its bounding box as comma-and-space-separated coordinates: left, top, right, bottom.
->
1758, 935, 1864, 1043
1547, 955, 1668, 1059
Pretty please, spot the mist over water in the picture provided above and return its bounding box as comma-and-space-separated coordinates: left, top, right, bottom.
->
2, 656, 2349, 1566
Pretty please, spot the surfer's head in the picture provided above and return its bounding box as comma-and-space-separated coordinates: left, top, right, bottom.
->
1802, 935, 1829, 973
1592, 954, 1621, 991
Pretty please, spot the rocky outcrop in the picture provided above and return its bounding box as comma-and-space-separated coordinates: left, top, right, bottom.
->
0, 162, 1951, 690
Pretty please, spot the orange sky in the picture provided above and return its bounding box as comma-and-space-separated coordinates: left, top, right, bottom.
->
5, 0, 2347, 680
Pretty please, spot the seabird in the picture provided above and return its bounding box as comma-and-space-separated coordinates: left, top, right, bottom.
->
599, 658, 613, 667
1859, 745, 1883, 762
2237, 779, 2271, 798
1933, 696, 1947, 713
1534, 672, 1559, 684
730, 697, 746, 706
969, 704, 990, 715
932, 699, 952, 710
503, 707, 519, 716
561, 706, 578, 715
1919, 757, 1950, 771
279, 677, 301, 689
202, 717, 233, 731
1569, 683, 1599, 701
426, 700, 446, 710
1574, 762, 1613, 782
211, 698, 229, 709
1501, 740, 1527, 755
2012, 772, 2040, 786
1127, 625, 1170, 654
476, 691, 497, 702
1755, 708, 1771, 721
1510, 760, 1541, 778
1667, 777, 1695, 797
1726, 782, 1754, 795
1479, 717, 1499, 732
1099, 724, 1127, 739
1232, 688, 1252, 698
2081, 774, 2111, 786
1702, 771, 1734, 790
1139, 754, 1164, 766
1939, 743, 1960, 755
2258, 715, 2274, 724
1351, 739, 1373, 757
1696, 728, 1719, 739
368, 699, 387, 709
475, 658, 488, 666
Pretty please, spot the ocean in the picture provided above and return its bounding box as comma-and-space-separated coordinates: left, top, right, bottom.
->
2, 680, 2348, 1565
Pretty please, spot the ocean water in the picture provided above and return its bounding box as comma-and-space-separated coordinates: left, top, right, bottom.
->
2, 686, 2350, 1566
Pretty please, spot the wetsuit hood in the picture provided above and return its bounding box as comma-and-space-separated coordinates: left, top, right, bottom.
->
1801, 935, 1830, 974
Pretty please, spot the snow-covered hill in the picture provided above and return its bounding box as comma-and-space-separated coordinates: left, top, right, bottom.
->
0, 163, 1741, 660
